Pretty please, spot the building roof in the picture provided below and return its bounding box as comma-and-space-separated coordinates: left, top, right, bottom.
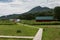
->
36, 16, 54, 20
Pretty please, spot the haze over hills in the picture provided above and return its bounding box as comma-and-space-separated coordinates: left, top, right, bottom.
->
0, 6, 52, 19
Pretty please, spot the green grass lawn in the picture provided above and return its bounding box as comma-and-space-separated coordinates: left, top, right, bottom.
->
0, 20, 60, 40
42, 28, 60, 40
0, 20, 38, 40
0, 24, 38, 36
0, 38, 32, 40
20, 20, 60, 40
0, 20, 15, 25
20, 20, 60, 25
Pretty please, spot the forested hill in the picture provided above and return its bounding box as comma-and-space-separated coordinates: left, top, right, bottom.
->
19, 6, 53, 20
26, 6, 51, 13
0, 6, 53, 19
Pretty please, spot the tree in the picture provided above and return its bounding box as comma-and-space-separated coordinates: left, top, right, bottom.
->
54, 6, 60, 20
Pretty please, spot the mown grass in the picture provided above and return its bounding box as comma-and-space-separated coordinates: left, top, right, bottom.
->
20, 20, 60, 25
0, 20, 15, 25
0, 20, 37, 40
20, 20, 60, 40
42, 28, 60, 40
0, 24, 38, 36
0, 20, 60, 40
0, 38, 32, 40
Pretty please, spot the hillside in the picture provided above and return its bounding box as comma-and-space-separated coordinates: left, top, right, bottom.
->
27, 6, 51, 13
0, 6, 53, 19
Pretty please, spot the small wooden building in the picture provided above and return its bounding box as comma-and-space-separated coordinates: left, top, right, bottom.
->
36, 16, 55, 22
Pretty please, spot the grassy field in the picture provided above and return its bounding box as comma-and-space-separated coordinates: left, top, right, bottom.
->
0, 20, 38, 40
0, 20, 60, 40
0, 38, 32, 40
20, 20, 60, 25
20, 20, 60, 40
0, 24, 38, 36
0, 20, 15, 25
42, 28, 60, 40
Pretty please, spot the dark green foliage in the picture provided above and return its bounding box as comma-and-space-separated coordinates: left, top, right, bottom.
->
18, 6, 53, 20
0, 14, 20, 19
19, 11, 53, 20
17, 30, 21, 33
0, 19, 15, 25
21, 20, 60, 25
27, 6, 51, 13
54, 6, 60, 20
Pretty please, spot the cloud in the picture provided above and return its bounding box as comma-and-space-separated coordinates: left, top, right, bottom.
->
0, 3, 26, 16
0, 0, 12, 3
0, 0, 60, 16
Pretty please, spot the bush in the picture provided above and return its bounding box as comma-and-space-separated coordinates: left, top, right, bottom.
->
16, 30, 21, 33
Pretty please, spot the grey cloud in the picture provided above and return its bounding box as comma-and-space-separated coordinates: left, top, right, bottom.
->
0, 0, 12, 2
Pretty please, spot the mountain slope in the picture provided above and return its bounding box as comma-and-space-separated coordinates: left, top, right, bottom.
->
27, 6, 51, 13
0, 6, 52, 19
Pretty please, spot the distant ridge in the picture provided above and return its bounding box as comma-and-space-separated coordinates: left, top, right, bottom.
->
0, 6, 52, 19
26, 6, 51, 13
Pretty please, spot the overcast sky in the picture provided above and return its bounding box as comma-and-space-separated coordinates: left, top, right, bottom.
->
0, 0, 60, 16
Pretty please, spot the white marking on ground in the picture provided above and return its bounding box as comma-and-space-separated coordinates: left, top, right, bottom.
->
33, 28, 43, 40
